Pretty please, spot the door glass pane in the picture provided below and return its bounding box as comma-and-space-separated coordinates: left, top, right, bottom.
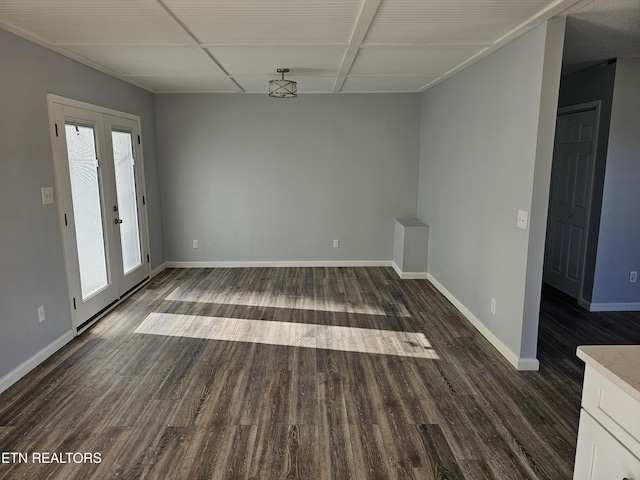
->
65, 124, 109, 300
112, 130, 142, 274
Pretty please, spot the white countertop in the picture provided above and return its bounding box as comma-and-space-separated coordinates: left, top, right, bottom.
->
577, 345, 640, 403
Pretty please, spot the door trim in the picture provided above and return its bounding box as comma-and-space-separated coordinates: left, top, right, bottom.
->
47, 94, 151, 334
550, 100, 601, 307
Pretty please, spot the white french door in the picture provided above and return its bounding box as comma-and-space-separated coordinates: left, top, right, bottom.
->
48, 95, 149, 333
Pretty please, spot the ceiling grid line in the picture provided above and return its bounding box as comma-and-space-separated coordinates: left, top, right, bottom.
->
142, 0, 243, 92
332, 0, 383, 93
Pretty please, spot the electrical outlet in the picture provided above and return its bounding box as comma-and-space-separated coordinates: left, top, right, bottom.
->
38, 306, 46, 322
333, 239, 340, 248
192, 240, 199, 249
490, 298, 496, 315
631, 271, 638, 283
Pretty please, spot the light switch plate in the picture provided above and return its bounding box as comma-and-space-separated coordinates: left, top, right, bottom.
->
41, 187, 54, 205
517, 209, 529, 230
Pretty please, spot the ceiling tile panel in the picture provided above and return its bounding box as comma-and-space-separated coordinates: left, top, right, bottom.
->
66, 45, 217, 75
208, 46, 347, 75
129, 75, 235, 93
342, 75, 439, 92
364, 0, 555, 44
0, 0, 182, 44
162, 0, 362, 44
233, 75, 335, 93
350, 45, 483, 76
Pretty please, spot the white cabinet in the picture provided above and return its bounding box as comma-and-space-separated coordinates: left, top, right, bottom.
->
574, 409, 640, 479
574, 346, 640, 480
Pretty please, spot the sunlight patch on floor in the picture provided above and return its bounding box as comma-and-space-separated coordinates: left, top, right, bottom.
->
135, 312, 439, 359
164, 288, 410, 317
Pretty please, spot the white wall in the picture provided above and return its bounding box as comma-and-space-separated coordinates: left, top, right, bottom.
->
155, 93, 420, 264
0, 29, 164, 390
416, 20, 565, 368
591, 58, 640, 309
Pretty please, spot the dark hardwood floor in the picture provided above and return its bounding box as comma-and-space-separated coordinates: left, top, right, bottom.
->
0, 268, 638, 479
537, 283, 640, 368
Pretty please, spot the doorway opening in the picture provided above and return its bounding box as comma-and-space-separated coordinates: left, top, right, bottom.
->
542, 101, 600, 305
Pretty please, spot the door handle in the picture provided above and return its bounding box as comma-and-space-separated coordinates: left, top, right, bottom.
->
114, 218, 123, 224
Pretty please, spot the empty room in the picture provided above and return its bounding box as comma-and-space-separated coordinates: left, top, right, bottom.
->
1, 0, 639, 479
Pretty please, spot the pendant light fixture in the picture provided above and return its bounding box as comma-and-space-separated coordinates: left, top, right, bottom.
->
268, 68, 297, 98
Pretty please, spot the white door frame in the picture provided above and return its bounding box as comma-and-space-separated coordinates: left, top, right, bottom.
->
47, 94, 151, 334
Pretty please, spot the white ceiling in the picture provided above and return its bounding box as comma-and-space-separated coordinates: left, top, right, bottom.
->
561, 0, 640, 73
1, 0, 631, 95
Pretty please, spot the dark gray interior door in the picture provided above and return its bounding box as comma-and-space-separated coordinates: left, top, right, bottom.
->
544, 107, 597, 298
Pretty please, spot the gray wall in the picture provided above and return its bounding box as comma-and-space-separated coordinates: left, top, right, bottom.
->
557, 61, 616, 304
155, 94, 420, 263
416, 20, 565, 362
591, 58, 640, 307
0, 29, 164, 382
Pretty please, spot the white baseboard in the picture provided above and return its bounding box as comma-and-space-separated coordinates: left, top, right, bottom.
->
427, 274, 539, 371
516, 357, 541, 371
0, 330, 74, 395
587, 301, 640, 312
392, 262, 429, 279
166, 260, 393, 269
151, 262, 167, 278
